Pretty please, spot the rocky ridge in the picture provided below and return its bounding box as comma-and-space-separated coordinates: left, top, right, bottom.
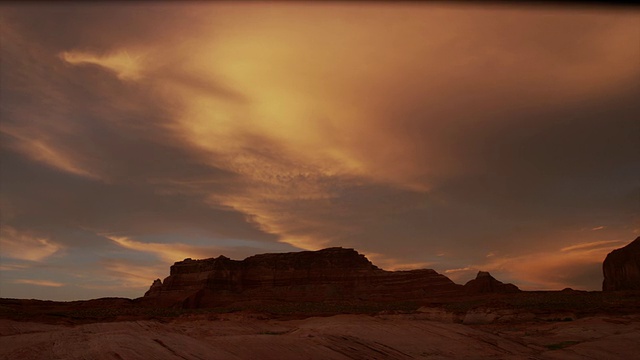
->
143, 247, 466, 308
603, 237, 640, 291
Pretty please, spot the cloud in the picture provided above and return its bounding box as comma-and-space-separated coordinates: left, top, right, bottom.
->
0, 3, 638, 300
443, 267, 478, 284
0, 264, 28, 271
474, 239, 629, 290
98, 259, 168, 289
0, 125, 99, 180
60, 49, 145, 80
365, 252, 435, 271
560, 239, 625, 252
104, 234, 223, 263
0, 226, 62, 261
444, 267, 474, 274
12, 279, 65, 287
140, 5, 639, 257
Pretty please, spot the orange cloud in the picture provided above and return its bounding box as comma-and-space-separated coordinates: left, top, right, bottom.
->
103, 234, 222, 263
0, 264, 27, 271
0, 125, 99, 180
13, 279, 64, 287
475, 239, 628, 290
70, 5, 635, 253
560, 239, 624, 252
364, 252, 435, 271
3, 3, 637, 300
443, 267, 478, 284
0, 226, 62, 261
98, 259, 168, 289
60, 49, 146, 81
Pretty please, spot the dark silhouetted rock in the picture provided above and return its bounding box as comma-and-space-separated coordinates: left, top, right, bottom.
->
603, 237, 640, 291
560, 287, 586, 294
463, 271, 520, 294
144, 279, 163, 297
141, 247, 463, 308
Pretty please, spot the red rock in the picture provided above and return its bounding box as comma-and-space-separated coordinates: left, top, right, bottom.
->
142, 247, 463, 308
603, 237, 640, 291
463, 271, 520, 294
144, 279, 163, 297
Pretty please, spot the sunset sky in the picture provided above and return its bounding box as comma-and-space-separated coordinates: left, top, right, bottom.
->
1, 3, 638, 300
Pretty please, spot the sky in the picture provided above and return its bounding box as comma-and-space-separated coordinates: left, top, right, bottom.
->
0, 2, 638, 300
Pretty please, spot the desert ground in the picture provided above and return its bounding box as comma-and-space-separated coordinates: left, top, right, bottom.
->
2, 295, 639, 360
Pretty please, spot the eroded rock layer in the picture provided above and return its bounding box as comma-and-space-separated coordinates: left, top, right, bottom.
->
143, 247, 463, 307
603, 237, 640, 291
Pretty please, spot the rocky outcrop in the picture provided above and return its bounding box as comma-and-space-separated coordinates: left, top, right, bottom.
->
141, 247, 463, 308
603, 237, 640, 291
463, 271, 520, 294
144, 279, 163, 297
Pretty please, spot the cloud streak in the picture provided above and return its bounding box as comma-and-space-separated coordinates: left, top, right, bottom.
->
60, 50, 145, 81
472, 239, 630, 290
0, 226, 62, 262
13, 279, 65, 287
104, 235, 224, 263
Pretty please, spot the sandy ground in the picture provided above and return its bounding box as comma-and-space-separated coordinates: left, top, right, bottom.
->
1, 313, 638, 360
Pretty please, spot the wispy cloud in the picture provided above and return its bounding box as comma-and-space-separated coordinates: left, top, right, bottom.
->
443, 267, 477, 284
98, 259, 167, 289
13, 279, 64, 287
560, 240, 626, 252
60, 50, 146, 81
0, 126, 99, 180
365, 252, 435, 271
444, 267, 474, 274
0, 264, 28, 271
103, 234, 222, 263
0, 227, 62, 261
474, 239, 627, 290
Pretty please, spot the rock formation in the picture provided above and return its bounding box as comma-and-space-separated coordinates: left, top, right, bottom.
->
463, 271, 520, 294
141, 247, 464, 308
603, 237, 640, 291
144, 279, 163, 297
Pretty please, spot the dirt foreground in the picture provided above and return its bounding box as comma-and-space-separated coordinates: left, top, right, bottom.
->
1, 312, 639, 360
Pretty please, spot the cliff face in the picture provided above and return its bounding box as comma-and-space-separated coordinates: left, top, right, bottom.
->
603, 237, 640, 291
463, 271, 520, 294
142, 247, 463, 308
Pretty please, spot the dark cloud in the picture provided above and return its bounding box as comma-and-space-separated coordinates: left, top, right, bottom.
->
0, 151, 274, 242
1, 3, 204, 53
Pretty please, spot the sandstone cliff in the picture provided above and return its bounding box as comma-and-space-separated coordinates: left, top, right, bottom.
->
142, 247, 464, 308
603, 237, 640, 291
463, 271, 520, 294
